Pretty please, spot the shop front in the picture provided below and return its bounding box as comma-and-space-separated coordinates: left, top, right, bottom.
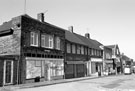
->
104, 59, 114, 75
25, 57, 64, 83
115, 58, 121, 74
65, 61, 87, 79
91, 58, 103, 76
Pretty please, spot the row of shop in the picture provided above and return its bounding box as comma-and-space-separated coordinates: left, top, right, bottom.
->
0, 14, 123, 86
0, 56, 120, 85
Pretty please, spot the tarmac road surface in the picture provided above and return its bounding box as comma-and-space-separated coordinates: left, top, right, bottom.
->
2, 74, 135, 91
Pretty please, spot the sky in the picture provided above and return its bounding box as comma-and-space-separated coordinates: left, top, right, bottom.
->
0, 0, 135, 60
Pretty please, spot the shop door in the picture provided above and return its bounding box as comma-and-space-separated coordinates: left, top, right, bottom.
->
76, 64, 84, 77
3, 60, 13, 85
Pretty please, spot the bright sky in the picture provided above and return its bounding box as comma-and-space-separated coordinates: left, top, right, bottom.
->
0, 0, 135, 60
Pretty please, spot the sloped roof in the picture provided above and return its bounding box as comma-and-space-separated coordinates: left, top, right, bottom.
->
90, 39, 103, 50
122, 55, 130, 61
106, 45, 116, 49
0, 14, 66, 33
0, 20, 12, 31
74, 33, 94, 48
22, 14, 66, 32
74, 33, 102, 50
65, 31, 87, 46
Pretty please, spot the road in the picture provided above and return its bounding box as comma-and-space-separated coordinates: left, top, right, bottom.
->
16, 74, 135, 91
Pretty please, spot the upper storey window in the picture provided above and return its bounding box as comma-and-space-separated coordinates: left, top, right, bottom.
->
72, 44, 76, 54
55, 37, 60, 50
41, 34, 54, 49
30, 32, 39, 47
81, 46, 84, 55
77, 45, 81, 54
67, 43, 71, 53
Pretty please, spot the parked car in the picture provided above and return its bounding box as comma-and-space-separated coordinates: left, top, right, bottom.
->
124, 66, 132, 75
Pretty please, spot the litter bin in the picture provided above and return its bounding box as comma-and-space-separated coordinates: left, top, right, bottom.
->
35, 76, 40, 82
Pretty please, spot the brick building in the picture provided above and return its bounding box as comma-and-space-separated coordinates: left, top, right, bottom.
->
106, 45, 121, 74
102, 46, 114, 75
64, 27, 88, 79
75, 33, 103, 76
0, 13, 65, 86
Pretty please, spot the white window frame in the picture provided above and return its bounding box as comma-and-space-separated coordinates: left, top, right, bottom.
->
49, 35, 54, 49
30, 32, 39, 47
3, 60, 13, 85
41, 34, 54, 49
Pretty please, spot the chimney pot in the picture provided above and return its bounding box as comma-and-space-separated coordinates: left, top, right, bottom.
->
37, 13, 44, 22
68, 26, 73, 33
85, 33, 90, 39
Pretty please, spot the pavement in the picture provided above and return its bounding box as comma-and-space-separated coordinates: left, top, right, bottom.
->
0, 74, 122, 91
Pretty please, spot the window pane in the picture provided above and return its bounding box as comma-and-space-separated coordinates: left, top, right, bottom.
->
56, 37, 60, 50
49, 36, 53, 48
72, 44, 76, 54
30, 32, 34, 45
81, 46, 84, 54
45, 35, 49, 47
35, 33, 38, 46
77, 45, 80, 54
91, 49, 94, 55
67, 43, 71, 53
41, 35, 45, 47
30, 32, 38, 46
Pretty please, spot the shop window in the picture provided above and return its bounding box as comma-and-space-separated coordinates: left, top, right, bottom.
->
50, 61, 64, 76
30, 32, 39, 47
26, 61, 41, 79
35, 61, 41, 67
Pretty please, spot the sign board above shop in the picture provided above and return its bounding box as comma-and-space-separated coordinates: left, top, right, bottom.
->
91, 58, 103, 62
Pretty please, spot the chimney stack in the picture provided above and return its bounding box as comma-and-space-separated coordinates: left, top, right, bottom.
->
37, 13, 44, 22
68, 26, 73, 33
85, 33, 90, 39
